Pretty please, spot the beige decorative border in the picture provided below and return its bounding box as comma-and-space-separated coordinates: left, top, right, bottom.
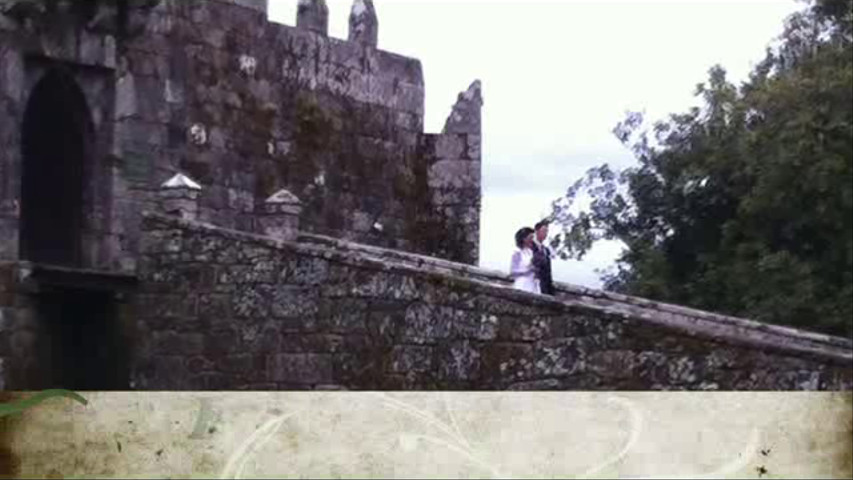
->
2, 392, 851, 478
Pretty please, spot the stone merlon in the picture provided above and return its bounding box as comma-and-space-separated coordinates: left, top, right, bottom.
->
296, 0, 329, 36
348, 0, 378, 48
443, 80, 483, 135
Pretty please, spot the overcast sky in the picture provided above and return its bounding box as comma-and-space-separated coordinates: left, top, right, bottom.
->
267, 0, 802, 288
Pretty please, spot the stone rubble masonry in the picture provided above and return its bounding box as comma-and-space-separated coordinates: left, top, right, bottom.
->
128, 212, 853, 391
0, 0, 479, 275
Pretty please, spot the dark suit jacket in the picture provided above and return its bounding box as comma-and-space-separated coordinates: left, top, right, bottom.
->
532, 242, 555, 295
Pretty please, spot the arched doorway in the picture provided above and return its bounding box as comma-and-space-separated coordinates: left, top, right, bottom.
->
15, 68, 127, 390
19, 68, 93, 268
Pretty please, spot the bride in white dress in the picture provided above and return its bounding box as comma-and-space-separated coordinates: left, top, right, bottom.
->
510, 227, 541, 294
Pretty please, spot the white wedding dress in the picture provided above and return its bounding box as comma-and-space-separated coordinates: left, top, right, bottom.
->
510, 248, 541, 294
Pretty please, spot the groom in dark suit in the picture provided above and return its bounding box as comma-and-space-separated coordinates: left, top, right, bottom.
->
532, 219, 556, 295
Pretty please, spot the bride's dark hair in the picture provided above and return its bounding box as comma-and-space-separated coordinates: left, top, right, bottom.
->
515, 227, 534, 248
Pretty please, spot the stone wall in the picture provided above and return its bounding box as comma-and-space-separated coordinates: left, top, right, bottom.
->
129, 212, 853, 390
0, 0, 484, 390
109, 0, 438, 266
0, 0, 482, 273
417, 81, 482, 264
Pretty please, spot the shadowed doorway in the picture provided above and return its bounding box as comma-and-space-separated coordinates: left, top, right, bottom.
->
19, 68, 93, 268
37, 288, 129, 390
17, 68, 129, 389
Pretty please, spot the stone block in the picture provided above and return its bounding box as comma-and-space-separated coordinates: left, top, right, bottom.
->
394, 82, 425, 116
465, 134, 481, 160
430, 187, 480, 207
0, 307, 13, 332
428, 160, 480, 189
280, 334, 345, 354
197, 294, 232, 320
327, 38, 362, 69
376, 53, 423, 86
186, 355, 215, 374
0, 263, 14, 292
586, 350, 636, 379
393, 110, 421, 132
344, 273, 418, 301
136, 294, 196, 320
1, 47, 23, 101
233, 285, 273, 319
398, 303, 452, 344
450, 313, 498, 341
665, 355, 702, 385
0, 218, 18, 261
270, 287, 320, 319
498, 316, 564, 342
203, 328, 244, 355
633, 351, 671, 386
436, 340, 480, 381
215, 354, 259, 374
389, 345, 432, 373
277, 257, 330, 286
115, 74, 138, 120
78, 31, 106, 67
236, 321, 280, 351
433, 134, 465, 160
318, 298, 368, 334
270, 353, 333, 384
151, 331, 205, 356
480, 343, 534, 383
533, 338, 586, 378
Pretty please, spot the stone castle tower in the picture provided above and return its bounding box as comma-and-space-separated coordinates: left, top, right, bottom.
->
0, 0, 482, 274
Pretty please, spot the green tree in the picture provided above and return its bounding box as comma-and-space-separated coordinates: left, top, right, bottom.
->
549, 0, 853, 336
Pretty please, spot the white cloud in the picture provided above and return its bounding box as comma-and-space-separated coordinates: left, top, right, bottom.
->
268, 0, 802, 288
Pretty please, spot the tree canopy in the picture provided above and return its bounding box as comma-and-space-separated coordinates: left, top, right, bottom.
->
549, 0, 853, 337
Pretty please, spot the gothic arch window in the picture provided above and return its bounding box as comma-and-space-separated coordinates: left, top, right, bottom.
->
19, 68, 94, 267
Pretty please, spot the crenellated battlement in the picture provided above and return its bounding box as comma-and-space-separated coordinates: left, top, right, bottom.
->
221, 0, 382, 48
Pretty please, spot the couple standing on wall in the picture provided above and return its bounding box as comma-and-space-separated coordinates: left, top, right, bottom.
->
510, 220, 555, 295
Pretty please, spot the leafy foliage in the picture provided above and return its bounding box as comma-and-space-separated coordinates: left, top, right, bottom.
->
549, 0, 853, 336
